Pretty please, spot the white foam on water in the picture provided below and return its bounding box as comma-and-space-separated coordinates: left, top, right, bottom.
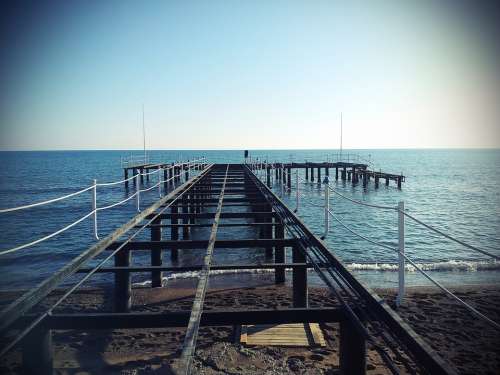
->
133, 268, 276, 287
132, 260, 499, 287
347, 259, 500, 272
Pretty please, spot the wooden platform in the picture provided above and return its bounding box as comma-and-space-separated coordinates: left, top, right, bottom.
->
240, 323, 326, 347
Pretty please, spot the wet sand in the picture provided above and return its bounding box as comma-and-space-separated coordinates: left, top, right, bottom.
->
0, 276, 499, 374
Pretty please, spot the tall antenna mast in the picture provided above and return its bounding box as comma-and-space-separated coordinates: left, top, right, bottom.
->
340, 112, 343, 160
142, 104, 146, 162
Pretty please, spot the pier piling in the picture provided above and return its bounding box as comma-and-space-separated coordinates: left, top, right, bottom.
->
275, 221, 285, 283
171, 201, 179, 261
292, 244, 308, 308
340, 320, 366, 375
151, 217, 162, 287
22, 326, 53, 375
114, 249, 131, 312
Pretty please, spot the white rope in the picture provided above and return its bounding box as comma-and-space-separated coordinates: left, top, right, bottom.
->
0, 211, 95, 256
300, 193, 324, 208
398, 250, 500, 330
96, 192, 138, 211
138, 169, 159, 176
299, 176, 396, 210
139, 181, 161, 193
402, 210, 500, 261
327, 209, 397, 251
96, 174, 137, 187
328, 185, 396, 210
0, 185, 94, 213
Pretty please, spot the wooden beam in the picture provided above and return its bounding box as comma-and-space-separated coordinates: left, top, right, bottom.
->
179, 164, 229, 374
21, 308, 345, 330
106, 238, 296, 250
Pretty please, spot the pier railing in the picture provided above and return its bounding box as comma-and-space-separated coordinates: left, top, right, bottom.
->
247, 159, 500, 331
0, 157, 207, 256
120, 154, 150, 168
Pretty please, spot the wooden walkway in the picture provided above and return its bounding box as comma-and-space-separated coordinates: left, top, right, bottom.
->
0, 163, 451, 375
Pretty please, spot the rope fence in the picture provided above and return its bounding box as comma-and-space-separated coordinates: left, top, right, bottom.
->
247, 160, 500, 330
0, 157, 207, 256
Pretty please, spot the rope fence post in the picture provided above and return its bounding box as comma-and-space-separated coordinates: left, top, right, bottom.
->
136, 173, 140, 212
397, 201, 405, 306
92, 179, 98, 240
322, 176, 330, 240
295, 169, 299, 212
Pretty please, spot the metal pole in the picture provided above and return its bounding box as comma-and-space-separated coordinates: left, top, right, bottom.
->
397, 201, 405, 306
136, 173, 140, 212
92, 179, 98, 240
322, 176, 330, 240
295, 169, 299, 212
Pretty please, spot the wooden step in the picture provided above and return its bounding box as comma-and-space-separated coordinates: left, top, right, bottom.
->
240, 323, 326, 347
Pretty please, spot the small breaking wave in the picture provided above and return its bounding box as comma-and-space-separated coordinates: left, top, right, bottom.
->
132, 260, 499, 287
347, 260, 500, 272
133, 268, 276, 287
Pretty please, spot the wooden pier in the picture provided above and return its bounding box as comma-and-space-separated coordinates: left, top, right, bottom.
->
252, 161, 405, 189
0, 163, 451, 375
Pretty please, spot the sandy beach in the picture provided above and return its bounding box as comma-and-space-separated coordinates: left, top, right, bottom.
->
1, 275, 499, 374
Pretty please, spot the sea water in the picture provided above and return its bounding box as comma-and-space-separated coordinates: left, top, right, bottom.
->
0, 149, 499, 290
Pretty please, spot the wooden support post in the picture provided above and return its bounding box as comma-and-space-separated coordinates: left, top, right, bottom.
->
287, 167, 291, 190
292, 245, 307, 307
305, 166, 309, 180
163, 168, 168, 191
267, 165, 271, 187
275, 222, 285, 283
386, 177, 389, 186
132, 168, 137, 185
397, 177, 402, 189
363, 172, 367, 187
335, 167, 338, 180
375, 175, 379, 188
352, 167, 356, 184
151, 217, 162, 288
347, 171, 351, 181
317, 167, 321, 183
325, 166, 329, 176
114, 249, 131, 312
275, 166, 279, 180
139, 167, 144, 184
124, 169, 129, 188
22, 326, 53, 375
185, 163, 189, 180
182, 193, 190, 239
340, 320, 366, 375
196, 188, 201, 213
190, 190, 197, 222
171, 201, 179, 261
342, 167, 346, 180
311, 166, 315, 182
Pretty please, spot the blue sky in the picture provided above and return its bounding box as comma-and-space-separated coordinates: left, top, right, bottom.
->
1, 1, 499, 150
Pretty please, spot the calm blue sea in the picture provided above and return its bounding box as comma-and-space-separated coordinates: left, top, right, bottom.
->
0, 149, 499, 290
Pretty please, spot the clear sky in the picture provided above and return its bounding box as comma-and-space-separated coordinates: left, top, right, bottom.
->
1, 0, 499, 150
